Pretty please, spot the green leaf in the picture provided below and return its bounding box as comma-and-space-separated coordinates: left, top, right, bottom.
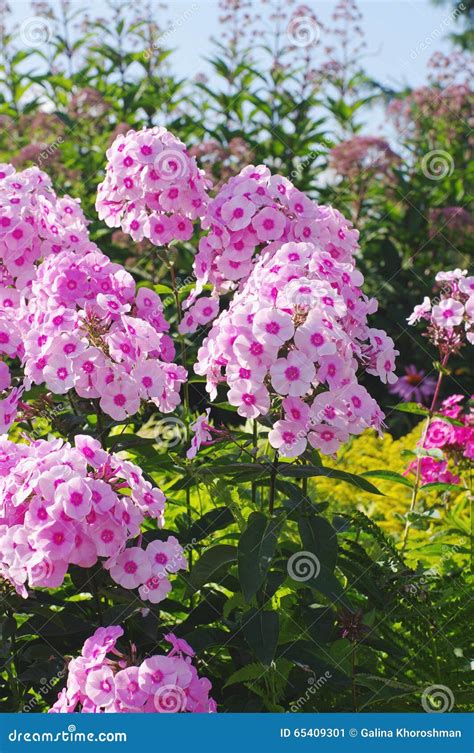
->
106, 434, 156, 453
186, 507, 235, 544
224, 662, 266, 688
361, 470, 414, 489
391, 403, 464, 426
305, 568, 350, 607
186, 545, 237, 593
200, 463, 267, 482
391, 402, 428, 417
281, 641, 349, 687
298, 515, 338, 571
238, 512, 280, 602
242, 608, 279, 666
420, 482, 461, 493
277, 464, 382, 495
153, 283, 174, 295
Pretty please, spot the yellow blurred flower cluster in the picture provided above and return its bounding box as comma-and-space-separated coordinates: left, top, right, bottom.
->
312, 425, 471, 564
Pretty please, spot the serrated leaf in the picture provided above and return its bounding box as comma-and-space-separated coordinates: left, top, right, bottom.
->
224, 662, 266, 688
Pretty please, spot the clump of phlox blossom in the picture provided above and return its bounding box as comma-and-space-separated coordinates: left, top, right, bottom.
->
49, 626, 216, 713
20, 246, 186, 421
406, 394, 474, 486
0, 163, 90, 290
96, 126, 212, 245
0, 435, 186, 601
181, 164, 359, 332
408, 269, 474, 353
186, 409, 213, 459
0, 308, 23, 432
0, 164, 90, 432
194, 240, 397, 458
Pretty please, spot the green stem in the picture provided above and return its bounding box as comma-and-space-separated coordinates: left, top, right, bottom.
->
430, 631, 441, 683
400, 353, 449, 554
351, 643, 358, 712
252, 419, 258, 508
168, 258, 190, 413
92, 576, 103, 626
269, 451, 278, 515
186, 482, 194, 610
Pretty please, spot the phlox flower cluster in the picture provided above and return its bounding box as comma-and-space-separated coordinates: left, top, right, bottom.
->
49, 626, 216, 713
0, 435, 186, 602
0, 163, 90, 290
408, 269, 474, 353
407, 394, 474, 486
187, 409, 212, 459
0, 308, 24, 434
0, 164, 90, 432
21, 246, 186, 421
183, 164, 360, 330
96, 127, 212, 245
195, 240, 397, 458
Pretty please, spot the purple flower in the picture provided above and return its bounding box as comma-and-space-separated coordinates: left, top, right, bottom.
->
389, 364, 437, 404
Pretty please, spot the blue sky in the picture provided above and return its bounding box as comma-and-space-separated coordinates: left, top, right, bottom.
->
167, 0, 455, 89
11, 0, 457, 90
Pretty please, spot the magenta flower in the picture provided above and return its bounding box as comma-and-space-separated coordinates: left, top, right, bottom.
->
0, 435, 185, 602
186, 409, 213, 460
96, 126, 211, 244
108, 547, 152, 590
407, 269, 474, 352
48, 625, 215, 713
85, 666, 116, 708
